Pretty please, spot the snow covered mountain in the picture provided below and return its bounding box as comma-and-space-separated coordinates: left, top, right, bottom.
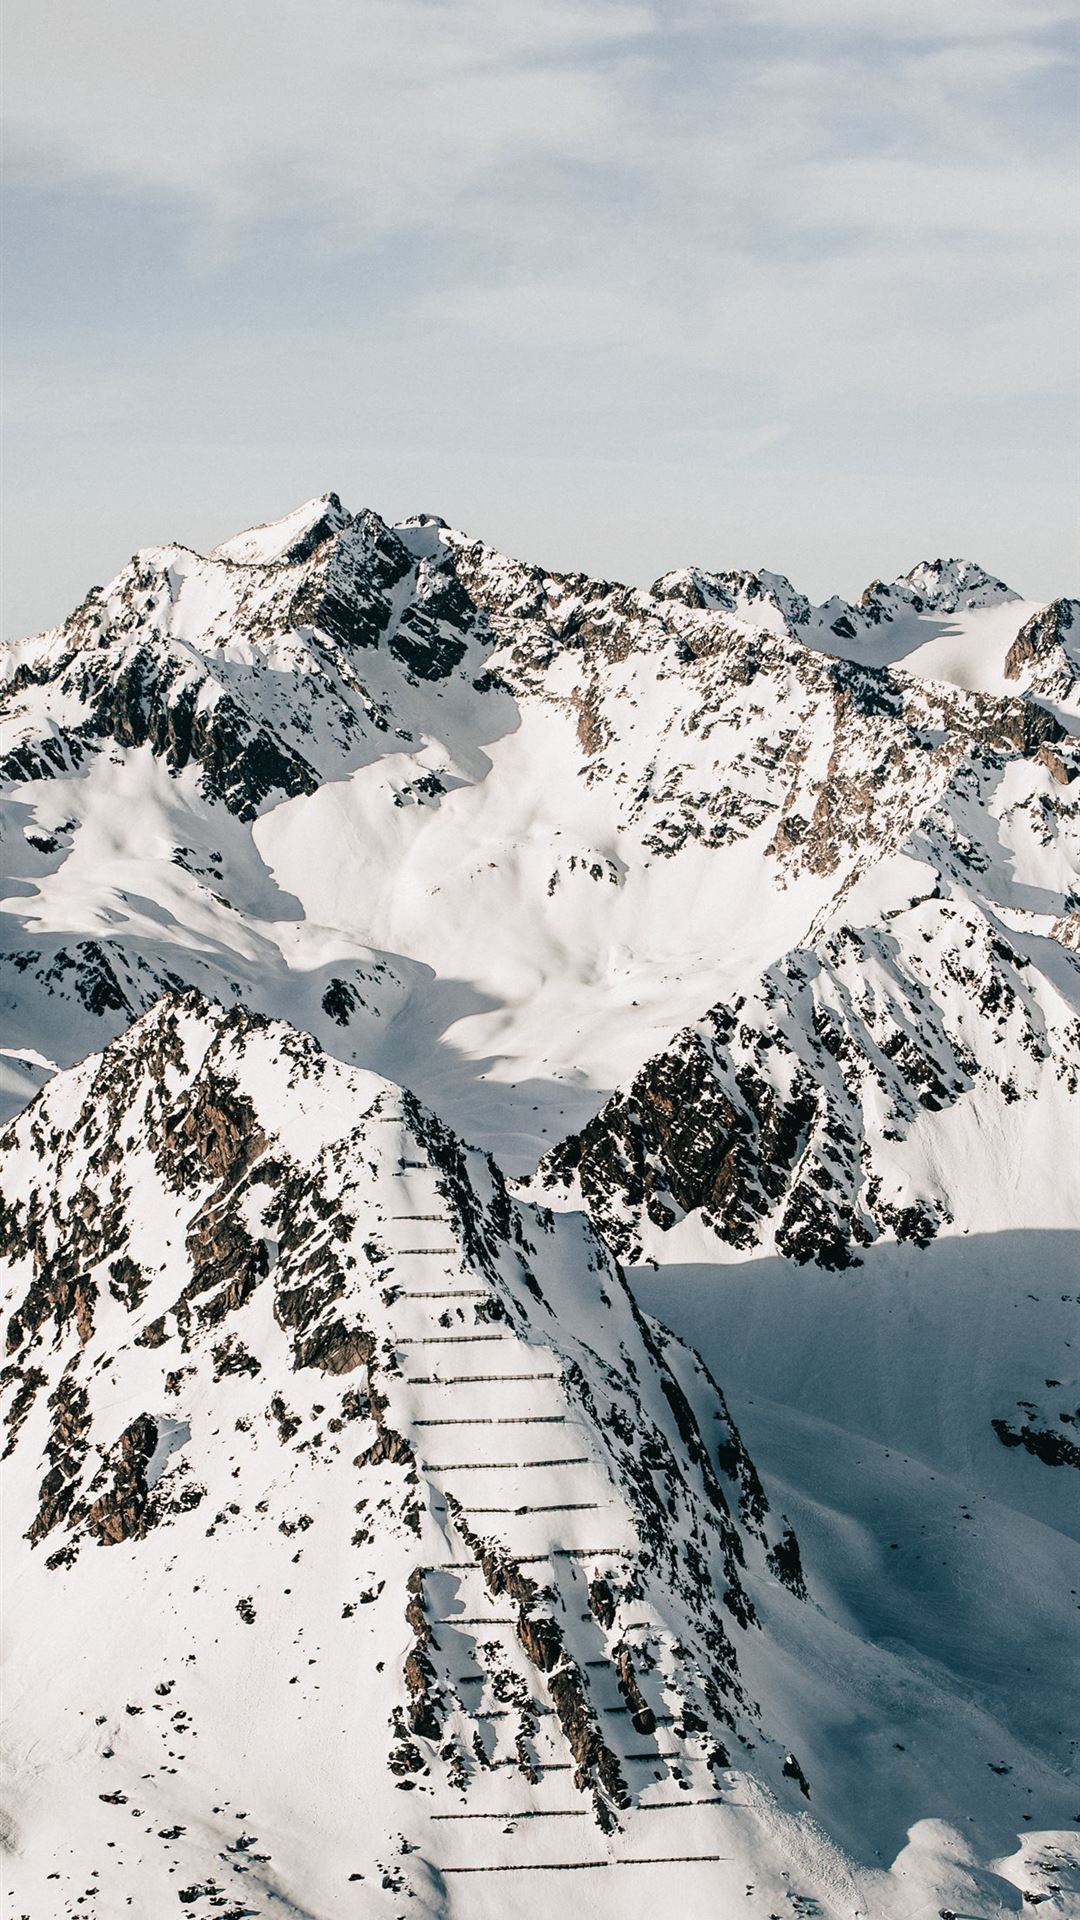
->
1, 492, 1075, 1166
2, 495, 1078, 1917
2, 993, 817, 1915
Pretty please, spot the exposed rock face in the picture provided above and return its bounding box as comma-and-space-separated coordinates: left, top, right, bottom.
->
539, 887, 1080, 1267
766, 1525, 807, 1600
1, 994, 810, 1913
85, 1412, 169, 1546
992, 1394, 1080, 1471
1004, 597, 1080, 707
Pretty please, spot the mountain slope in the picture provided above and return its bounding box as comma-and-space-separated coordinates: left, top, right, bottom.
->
536, 816, 1080, 1269
0, 994, 845, 1916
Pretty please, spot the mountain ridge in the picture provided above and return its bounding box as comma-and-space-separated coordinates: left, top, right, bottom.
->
0, 990, 835, 1916
1, 494, 1075, 1155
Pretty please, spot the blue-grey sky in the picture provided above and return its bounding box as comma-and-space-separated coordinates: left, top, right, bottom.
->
3, 0, 1078, 638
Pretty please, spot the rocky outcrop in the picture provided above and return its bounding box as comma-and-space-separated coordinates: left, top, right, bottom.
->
84, 1412, 162, 1546
541, 898, 1079, 1267
992, 1397, 1080, 1471
81, 647, 321, 820
1004, 597, 1078, 685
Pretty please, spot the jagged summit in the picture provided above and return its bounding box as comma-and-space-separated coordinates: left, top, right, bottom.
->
901, 555, 1018, 613
211, 489, 352, 566
650, 564, 812, 634
201, 496, 1014, 621
651, 553, 1023, 647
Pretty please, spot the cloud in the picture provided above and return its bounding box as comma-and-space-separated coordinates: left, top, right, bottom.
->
2, 1, 647, 229
5, 1, 1073, 229
425, 240, 1077, 404
727, 0, 1075, 36
2, 0, 1076, 409
789, 160, 1077, 237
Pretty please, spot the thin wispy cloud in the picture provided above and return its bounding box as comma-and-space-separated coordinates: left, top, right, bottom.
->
2, 0, 1077, 634
731, 0, 1074, 34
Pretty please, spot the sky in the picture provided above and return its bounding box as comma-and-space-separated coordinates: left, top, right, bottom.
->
2, 0, 1078, 638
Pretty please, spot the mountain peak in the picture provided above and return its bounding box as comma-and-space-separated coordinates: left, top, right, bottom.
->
898, 556, 1018, 613
211, 490, 352, 567
649, 564, 811, 633
396, 512, 449, 531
